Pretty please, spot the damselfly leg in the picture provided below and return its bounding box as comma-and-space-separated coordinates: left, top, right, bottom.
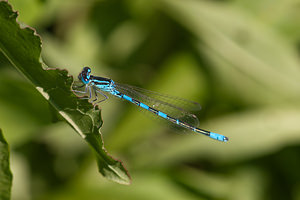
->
71, 82, 88, 94
91, 88, 109, 106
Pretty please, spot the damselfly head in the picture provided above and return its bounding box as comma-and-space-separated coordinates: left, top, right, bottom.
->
79, 66, 91, 84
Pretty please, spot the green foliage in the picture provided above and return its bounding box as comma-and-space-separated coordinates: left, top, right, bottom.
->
0, 129, 12, 200
0, 1, 130, 185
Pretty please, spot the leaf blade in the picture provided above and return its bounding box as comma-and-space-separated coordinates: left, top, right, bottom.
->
0, 0, 130, 184
0, 129, 13, 200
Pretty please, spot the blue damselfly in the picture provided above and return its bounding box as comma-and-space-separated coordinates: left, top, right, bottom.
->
72, 67, 228, 142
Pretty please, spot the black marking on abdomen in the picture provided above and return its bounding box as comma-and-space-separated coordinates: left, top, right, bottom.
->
132, 99, 140, 106
148, 107, 159, 115
167, 116, 177, 124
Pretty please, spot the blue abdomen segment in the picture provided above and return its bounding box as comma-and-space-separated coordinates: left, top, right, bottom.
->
139, 103, 149, 110
209, 132, 228, 142
122, 94, 132, 102
158, 111, 168, 119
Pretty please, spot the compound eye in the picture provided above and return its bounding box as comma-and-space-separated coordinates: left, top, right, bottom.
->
79, 67, 91, 84
83, 66, 91, 73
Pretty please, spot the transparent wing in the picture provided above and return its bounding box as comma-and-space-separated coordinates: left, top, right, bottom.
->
115, 83, 202, 111
114, 82, 200, 127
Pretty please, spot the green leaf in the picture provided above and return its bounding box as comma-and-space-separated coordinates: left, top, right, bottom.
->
0, 1, 130, 184
0, 129, 12, 200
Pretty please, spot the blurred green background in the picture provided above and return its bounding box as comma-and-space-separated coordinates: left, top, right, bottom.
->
1, 0, 300, 199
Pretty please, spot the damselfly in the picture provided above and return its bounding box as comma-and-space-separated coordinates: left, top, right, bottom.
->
72, 67, 228, 142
